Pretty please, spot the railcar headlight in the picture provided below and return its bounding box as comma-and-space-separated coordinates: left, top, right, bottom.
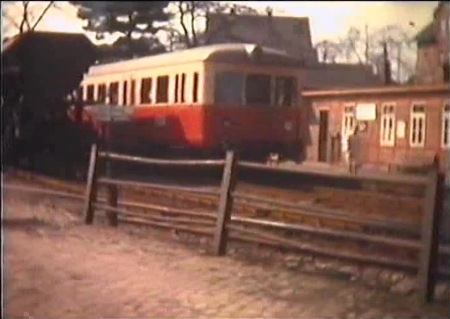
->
154, 117, 167, 127
223, 119, 232, 127
284, 121, 293, 131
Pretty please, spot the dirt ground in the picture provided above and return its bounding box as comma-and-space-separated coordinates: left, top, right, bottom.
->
3, 190, 449, 319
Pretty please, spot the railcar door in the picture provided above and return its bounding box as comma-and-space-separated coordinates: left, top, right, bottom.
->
318, 110, 329, 162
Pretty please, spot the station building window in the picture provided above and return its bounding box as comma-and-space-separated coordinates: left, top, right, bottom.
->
156, 75, 169, 103
245, 73, 271, 106
140, 77, 152, 104
410, 103, 426, 148
192, 72, 199, 103
380, 103, 396, 147
442, 102, 450, 148
214, 72, 244, 106
274, 76, 296, 107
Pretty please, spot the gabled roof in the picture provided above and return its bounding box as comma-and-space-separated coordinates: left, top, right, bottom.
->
205, 13, 317, 64
2, 31, 97, 101
304, 63, 383, 90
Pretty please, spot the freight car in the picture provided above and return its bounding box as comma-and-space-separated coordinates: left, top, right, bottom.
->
76, 43, 302, 160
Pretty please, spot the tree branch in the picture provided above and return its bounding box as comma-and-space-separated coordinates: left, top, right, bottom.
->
31, 1, 55, 31
189, 1, 197, 47
177, 1, 191, 48
3, 13, 21, 31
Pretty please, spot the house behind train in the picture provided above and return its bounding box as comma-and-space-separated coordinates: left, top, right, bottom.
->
204, 10, 383, 90
414, 1, 449, 85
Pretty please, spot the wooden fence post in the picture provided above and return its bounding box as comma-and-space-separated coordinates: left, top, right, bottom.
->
106, 184, 119, 226
212, 150, 237, 256
417, 168, 443, 303
84, 143, 99, 224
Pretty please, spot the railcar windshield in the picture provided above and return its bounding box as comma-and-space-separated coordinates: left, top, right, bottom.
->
214, 72, 245, 105
214, 71, 296, 107
274, 76, 295, 107
245, 74, 271, 105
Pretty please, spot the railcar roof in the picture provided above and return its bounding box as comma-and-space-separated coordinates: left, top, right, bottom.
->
87, 43, 301, 76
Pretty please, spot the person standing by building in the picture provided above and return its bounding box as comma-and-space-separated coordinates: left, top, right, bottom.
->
347, 126, 361, 174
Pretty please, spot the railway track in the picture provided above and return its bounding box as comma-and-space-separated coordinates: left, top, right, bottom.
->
5, 168, 450, 278
2, 168, 428, 237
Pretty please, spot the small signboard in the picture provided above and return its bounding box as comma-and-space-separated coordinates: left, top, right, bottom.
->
356, 103, 377, 121
87, 104, 134, 122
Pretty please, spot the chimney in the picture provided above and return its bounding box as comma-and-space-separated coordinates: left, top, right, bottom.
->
383, 41, 392, 85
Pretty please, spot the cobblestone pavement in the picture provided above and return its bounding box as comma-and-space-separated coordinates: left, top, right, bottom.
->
3, 192, 449, 319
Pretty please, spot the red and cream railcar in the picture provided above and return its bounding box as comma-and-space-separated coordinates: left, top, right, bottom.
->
78, 43, 302, 159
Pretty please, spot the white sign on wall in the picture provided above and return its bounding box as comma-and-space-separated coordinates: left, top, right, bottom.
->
397, 120, 406, 138
356, 103, 377, 121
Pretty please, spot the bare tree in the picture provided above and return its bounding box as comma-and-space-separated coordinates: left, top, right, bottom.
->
314, 40, 342, 63
2, 1, 56, 35
317, 24, 416, 83
164, 1, 259, 50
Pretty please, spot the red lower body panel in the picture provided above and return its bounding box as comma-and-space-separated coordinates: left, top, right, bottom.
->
82, 104, 300, 158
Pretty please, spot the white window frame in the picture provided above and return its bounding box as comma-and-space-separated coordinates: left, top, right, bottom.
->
380, 103, 396, 147
442, 101, 450, 149
342, 104, 356, 138
410, 102, 427, 148
341, 104, 356, 154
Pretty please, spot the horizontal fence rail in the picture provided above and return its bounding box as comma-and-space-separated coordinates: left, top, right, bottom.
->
99, 151, 225, 167
233, 192, 419, 235
98, 177, 221, 197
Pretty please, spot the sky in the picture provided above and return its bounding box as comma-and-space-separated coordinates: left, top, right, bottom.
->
1, 1, 438, 46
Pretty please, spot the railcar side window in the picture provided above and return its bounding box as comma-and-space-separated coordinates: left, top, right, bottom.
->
442, 102, 450, 148
156, 76, 169, 103
140, 78, 152, 104
174, 74, 179, 103
122, 81, 128, 105
274, 76, 295, 107
181, 73, 186, 103
98, 84, 107, 103
214, 72, 244, 105
109, 82, 119, 105
193, 72, 199, 103
87, 85, 95, 103
130, 80, 136, 105
245, 74, 271, 106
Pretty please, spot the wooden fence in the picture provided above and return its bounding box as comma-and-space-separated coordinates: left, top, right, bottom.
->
83, 144, 447, 304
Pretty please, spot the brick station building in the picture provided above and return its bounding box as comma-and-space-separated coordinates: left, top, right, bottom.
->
300, 83, 450, 176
